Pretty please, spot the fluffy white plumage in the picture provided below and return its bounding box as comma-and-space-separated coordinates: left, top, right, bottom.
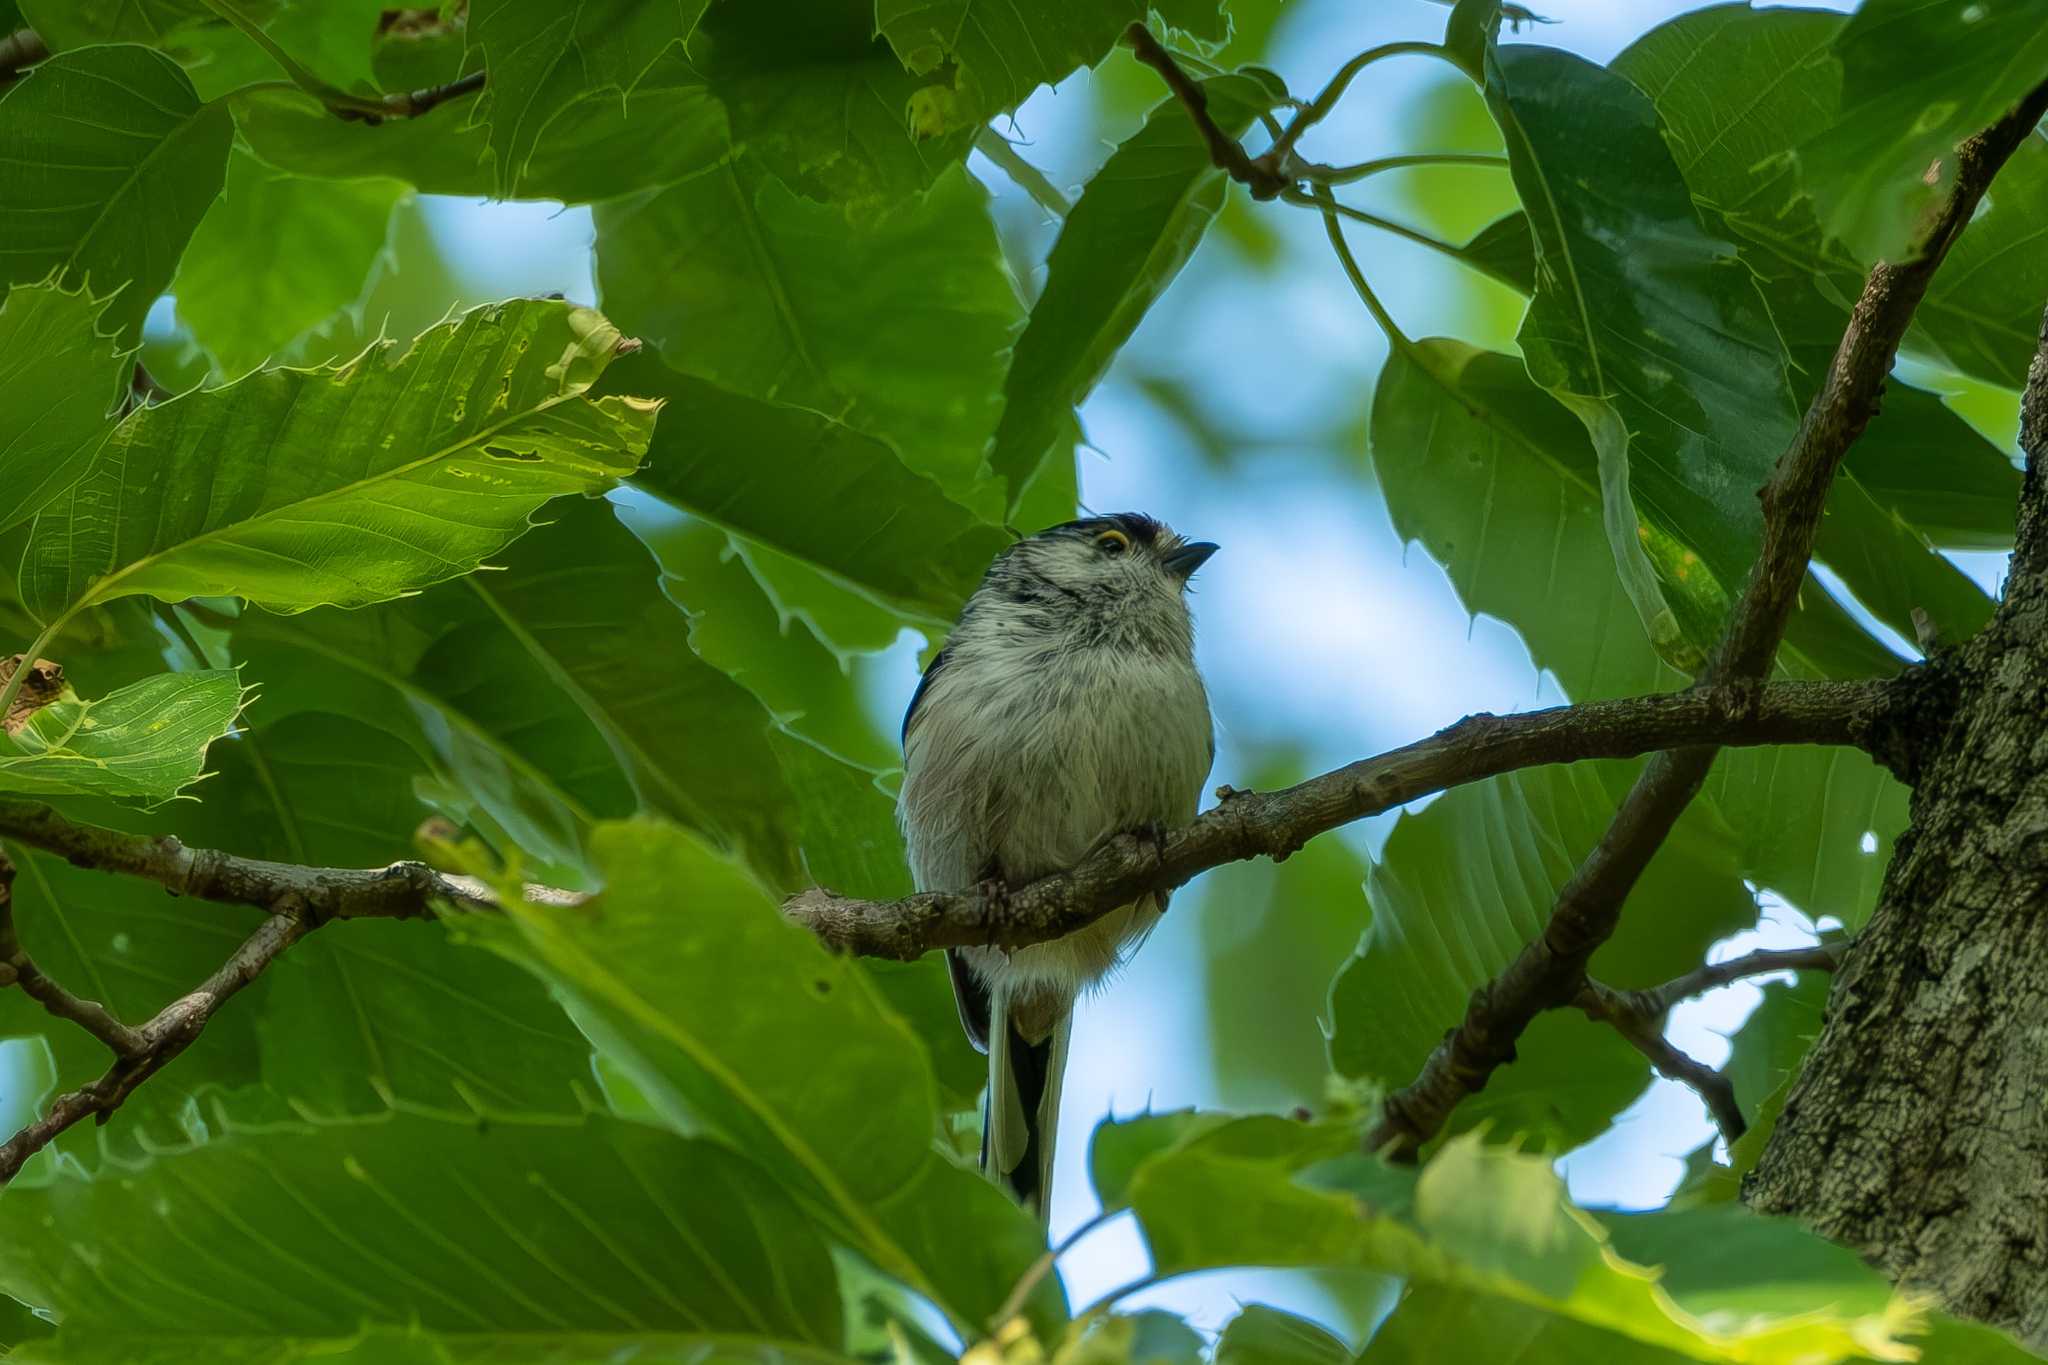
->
897, 513, 1215, 1215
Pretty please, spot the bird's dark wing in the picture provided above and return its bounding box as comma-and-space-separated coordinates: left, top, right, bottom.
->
946, 948, 991, 1054
901, 644, 951, 745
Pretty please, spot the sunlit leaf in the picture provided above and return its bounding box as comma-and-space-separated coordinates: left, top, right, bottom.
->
172, 149, 408, 376
0, 670, 243, 802
0, 282, 125, 535
22, 300, 653, 630
0, 44, 231, 343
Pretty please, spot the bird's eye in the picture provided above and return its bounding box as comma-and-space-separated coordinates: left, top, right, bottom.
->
1096, 529, 1131, 555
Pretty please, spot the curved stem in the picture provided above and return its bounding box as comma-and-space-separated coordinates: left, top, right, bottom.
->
1312, 185, 1413, 355
1283, 187, 1485, 281
1270, 41, 1452, 164
1307, 151, 1509, 184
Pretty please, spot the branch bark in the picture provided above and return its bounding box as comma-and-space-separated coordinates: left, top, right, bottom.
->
0, 896, 312, 1183
786, 680, 1890, 959
1363, 72, 2048, 1160
1745, 299, 2048, 1345
1577, 944, 1844, 1145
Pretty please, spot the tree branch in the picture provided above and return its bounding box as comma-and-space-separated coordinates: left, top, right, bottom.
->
1577, 945, 1843, 1145
786, 680, 1890, 959
0, 893, 312, 1183
333, 69, 487, 125
0, 851, 143, 1057
1365, 73, 2048, 1160
0, 799, 535, 921
1124, 23, 1290, 198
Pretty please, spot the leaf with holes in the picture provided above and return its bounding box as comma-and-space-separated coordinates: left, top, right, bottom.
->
21, 300, 653, 635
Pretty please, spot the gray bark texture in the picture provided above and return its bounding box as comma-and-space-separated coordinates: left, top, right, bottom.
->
1746, 309, 2048, 1343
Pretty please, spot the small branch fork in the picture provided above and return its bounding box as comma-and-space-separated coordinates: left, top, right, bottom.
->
0, 850, 313, 1182
1578, 945, 1843, 1144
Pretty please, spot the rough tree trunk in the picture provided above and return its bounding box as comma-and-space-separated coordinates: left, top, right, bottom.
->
1747, 313, 2048, 1342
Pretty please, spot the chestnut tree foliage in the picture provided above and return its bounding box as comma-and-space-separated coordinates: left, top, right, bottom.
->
0, 0, 2044, 1361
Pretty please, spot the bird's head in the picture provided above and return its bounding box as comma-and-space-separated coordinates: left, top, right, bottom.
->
986, 513, 1218, 621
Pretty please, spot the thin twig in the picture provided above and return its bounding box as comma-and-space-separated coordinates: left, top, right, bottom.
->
1125, 23, 1291, 199
974, 129, 1072, 218
1267, 40, 1448, 168
1302, 151, 1509, 184
785, 680, 1892, 960
1576, 945, 1844, 1145
1364, 71, 2048, 1161
0, 896, 313, 1183
0, 800, 579, 921
0, 851, 143, 1057
336, 69, 487, 125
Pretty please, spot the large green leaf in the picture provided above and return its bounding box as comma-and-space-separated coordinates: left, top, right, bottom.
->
0, 1110, 849, 1360
1793, 0, 2048, 264
1615, 4, 2048, 394
467, 499, 804, 887
610, 352, 1009, 623
690, 1, 973, 212
171, 149, 408, 376
21, 300, 653, 631
471, 817, 1067, 1340
194, 710, 596, 1119
595, 163, 1018, 509
0, 283, 125, 535
1109, 1121, 1919, 1362
0, 670, 243, 802
221, 585, 636, 883
466, 0, 710, 194
876, 0, 1228, 136
988, 68, 1282, 502
0, 44, 231, 344
1480, 40, 1802, 667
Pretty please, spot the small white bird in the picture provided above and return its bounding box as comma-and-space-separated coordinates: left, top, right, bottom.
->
898, 513, 1217, 1218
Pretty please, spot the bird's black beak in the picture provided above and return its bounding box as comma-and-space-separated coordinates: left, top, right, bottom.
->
1164, 541, 1219, 580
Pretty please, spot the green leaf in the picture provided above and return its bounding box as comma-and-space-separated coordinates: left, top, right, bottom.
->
0, 670, 243, 802
1115, 1126, 1919, 1363
1839, 384, 2021, 551
0, 1110, 849, 1359
1327, 763, 1756, 1149
0, 44, 232, 344
472, 816, 1068, 1340
876, 0, 1228, 133
595, 163, 1019, 509
467, 0, 710, 194
1615, 3, 2048, 393
1815, 471, 1995, 648
223, 588, 635, 882
691, 2, 973, 212
232, 44, 729, 204
466, 499, 806, 887
171, 149, 407, 376
1480, 41, 1804, 668
1216, 1305, 1356, 1365
1794, 0, 2048, 264
22, 300, 653, 629
1358, 1288, 1699, 1363
0, 282, 125, 535
988, 68, 1283, 504
609, 351, 1010, 623
194, 710, 596, 1119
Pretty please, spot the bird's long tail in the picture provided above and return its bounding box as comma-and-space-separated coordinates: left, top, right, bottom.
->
985, 980, 1071, 1223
